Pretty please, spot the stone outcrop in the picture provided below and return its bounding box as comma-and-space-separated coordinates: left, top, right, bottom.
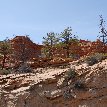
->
1, 59, 107, 107
10, 36, 43, 61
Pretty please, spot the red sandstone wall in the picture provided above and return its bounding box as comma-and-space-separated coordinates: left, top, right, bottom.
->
51, 39, 107, 58
11, 36, 43, 61
11, 36, 107, 61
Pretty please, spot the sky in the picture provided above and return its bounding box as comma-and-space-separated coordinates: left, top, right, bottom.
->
0, 0, 107, 44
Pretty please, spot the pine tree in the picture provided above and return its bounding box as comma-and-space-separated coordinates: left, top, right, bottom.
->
60, 27, 78, 58
42, 32, 59, 58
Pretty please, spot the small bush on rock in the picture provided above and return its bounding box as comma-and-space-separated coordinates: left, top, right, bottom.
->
86, 56, 98, 66
65, 68, 78, 81
74, 81, 86, 90
0, 69, 11, 75
17, 63, 32, 73
85, 53, 106, 66
63, 88, 73, 99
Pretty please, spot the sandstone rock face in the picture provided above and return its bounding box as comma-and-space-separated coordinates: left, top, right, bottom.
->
1, 59, 107, 107
11, 36, 43, 60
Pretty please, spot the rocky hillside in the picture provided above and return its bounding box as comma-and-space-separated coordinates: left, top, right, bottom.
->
0, 58, 107, 107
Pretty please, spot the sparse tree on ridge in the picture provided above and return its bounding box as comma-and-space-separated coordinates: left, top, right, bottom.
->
99, 15, 107, 54
60, 27, 78, 58
42, 32, 59, 58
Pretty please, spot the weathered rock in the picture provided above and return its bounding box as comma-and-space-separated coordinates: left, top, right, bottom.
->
1, 59, 107, 107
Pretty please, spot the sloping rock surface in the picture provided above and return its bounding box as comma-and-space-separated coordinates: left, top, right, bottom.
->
0, 59, 107, 107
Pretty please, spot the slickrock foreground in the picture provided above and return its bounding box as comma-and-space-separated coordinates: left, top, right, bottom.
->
0, 59, 107, 107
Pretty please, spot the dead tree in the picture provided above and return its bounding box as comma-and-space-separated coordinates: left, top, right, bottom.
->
99, 15, 107, 54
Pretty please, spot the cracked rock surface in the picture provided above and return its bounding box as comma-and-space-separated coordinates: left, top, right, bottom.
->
0, 59, 107, 107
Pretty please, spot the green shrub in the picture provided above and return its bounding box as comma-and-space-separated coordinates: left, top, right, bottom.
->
85, 56, 98, 66
74, 81, 86, 90
0, 69, 11, 75
65, 68, 78, 81
85, 53, 106, 66
63, 88, 72, 99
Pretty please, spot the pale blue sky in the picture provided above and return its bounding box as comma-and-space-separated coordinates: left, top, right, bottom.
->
0, 0, 107, 44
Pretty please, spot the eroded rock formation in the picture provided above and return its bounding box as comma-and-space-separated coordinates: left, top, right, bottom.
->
0, 59, 107, 107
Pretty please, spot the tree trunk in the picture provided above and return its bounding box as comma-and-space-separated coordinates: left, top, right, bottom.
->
66, 45, 69, 58
2, 54, 6, 69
